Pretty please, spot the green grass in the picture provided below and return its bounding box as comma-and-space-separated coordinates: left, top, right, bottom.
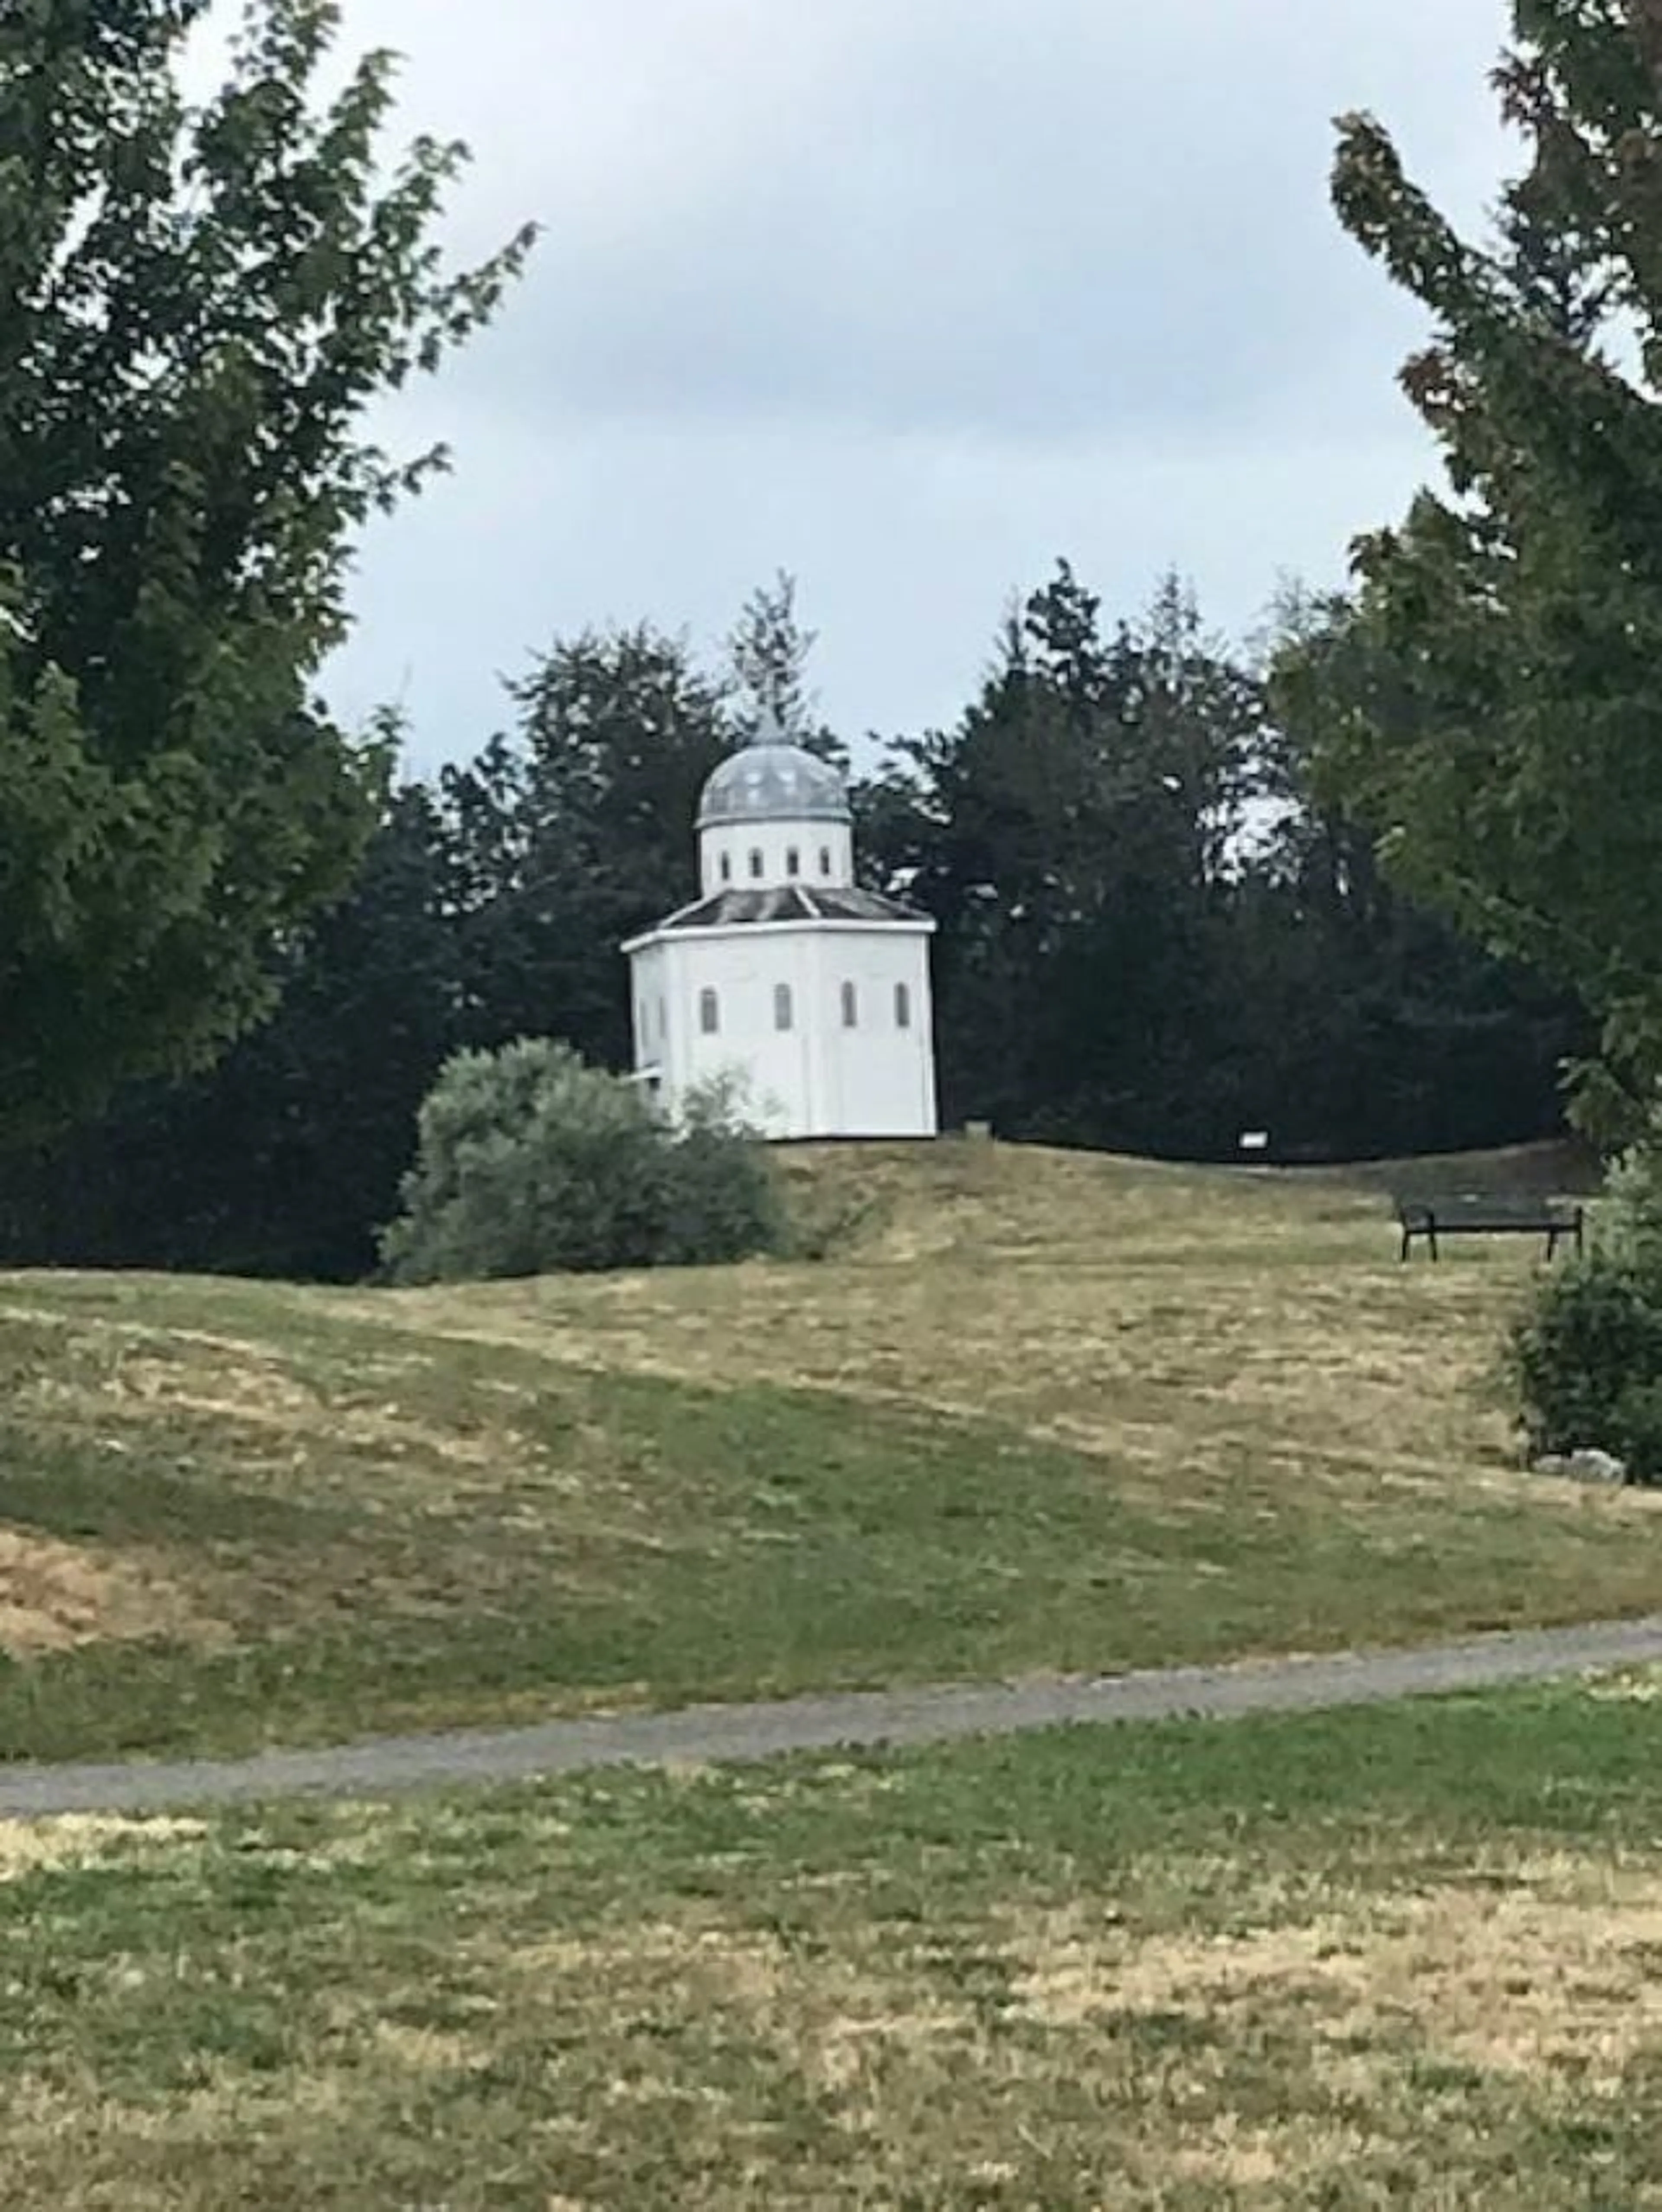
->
0, 1141, 1656, 1760
2, 1672, 1661, 2206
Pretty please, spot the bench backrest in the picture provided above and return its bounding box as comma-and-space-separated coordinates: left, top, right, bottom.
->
1395, 1194, 1582, 1229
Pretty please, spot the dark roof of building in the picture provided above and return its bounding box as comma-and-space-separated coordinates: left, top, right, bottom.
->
651, 884, 929, 934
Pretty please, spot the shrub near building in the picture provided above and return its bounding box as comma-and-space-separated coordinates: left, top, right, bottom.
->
380, 1040, 785, 1283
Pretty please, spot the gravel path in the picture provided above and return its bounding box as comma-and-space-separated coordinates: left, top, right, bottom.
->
2, 1614, 1660, 1820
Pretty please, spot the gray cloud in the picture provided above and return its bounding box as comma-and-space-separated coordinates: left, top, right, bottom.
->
293, 0, 1516, 769
470, 0, 1501, 441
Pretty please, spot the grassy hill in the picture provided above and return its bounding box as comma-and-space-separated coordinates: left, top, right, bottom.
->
0, 1138, 1653, 1762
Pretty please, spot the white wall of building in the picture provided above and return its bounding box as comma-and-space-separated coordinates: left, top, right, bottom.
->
628, 922, 936, 1139
630, 941, 670, 1079
699, 820, 854, 897
811, 929, 938, 1138
679, 929, 813, 1134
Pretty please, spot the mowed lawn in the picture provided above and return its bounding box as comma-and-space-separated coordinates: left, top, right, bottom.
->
0, 1141, 1655, 1761
2, 1672, 1660, 2208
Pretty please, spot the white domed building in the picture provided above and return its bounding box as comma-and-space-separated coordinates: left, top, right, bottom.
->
622, 717, 938, 1139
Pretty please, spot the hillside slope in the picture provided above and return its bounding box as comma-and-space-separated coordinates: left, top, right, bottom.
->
0, 1138, 1651, 1762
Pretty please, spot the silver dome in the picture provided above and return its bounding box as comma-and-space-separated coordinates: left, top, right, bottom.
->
697, 726, 850, 830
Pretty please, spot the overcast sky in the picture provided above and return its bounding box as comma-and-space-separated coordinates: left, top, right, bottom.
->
211, 2, 1517, 772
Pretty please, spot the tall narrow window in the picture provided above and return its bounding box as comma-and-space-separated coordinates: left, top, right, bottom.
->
819, 846, 833, 877
699, 987, 720, 1036
749, 848, 764, 880
719, 852, 732, 884
774, 982, 794, 1032
657, 994, 667, 1040
841, 981, 858, 1029
786, 847, 801, 878
895, 981, 912, 1030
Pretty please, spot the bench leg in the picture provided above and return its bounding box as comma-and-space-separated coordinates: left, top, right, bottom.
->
1400, 1226, 1411, 1264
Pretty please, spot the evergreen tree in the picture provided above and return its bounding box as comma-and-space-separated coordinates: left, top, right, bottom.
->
728, 570, 817, 740
440, 626, 732, 1067
884, 565, 1266, 1151
726, 571, 850, 772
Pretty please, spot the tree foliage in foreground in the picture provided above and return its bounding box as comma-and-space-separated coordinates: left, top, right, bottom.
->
0, 0, 533, 1136
1301, 0, 1662, 1132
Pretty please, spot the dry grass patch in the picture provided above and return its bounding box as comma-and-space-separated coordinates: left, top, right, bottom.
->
34, 1326, 520, 1494
0, 1814, 207, 1882
1007, 1860, 1662, 2085
0, 1528, 215, 1658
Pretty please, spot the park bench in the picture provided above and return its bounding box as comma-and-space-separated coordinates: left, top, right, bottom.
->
1395, 1193, 1585, 1264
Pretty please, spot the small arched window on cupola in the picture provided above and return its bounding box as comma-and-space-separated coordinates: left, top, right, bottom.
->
895, 981, 913, 1030
786, 848, 801, 878
719, 852, 733, 884
699, 987, 720, 1036
819, 846, 833, 877
775, 982, 795, 1032
749, 848, 765, 880
841, 981, 859, 1029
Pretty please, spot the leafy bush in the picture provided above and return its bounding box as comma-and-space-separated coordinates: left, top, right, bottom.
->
379, 1040, 784, 1283
1510, 1124, 1662, 1484
1510, 1254, 1662, 1478
1598, 1138, 1662, 1266
653, 1074, 788, 1268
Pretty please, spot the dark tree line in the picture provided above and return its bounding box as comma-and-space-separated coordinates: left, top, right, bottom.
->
862, 566, 1580, 1166
0, 567, 1588, 1281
